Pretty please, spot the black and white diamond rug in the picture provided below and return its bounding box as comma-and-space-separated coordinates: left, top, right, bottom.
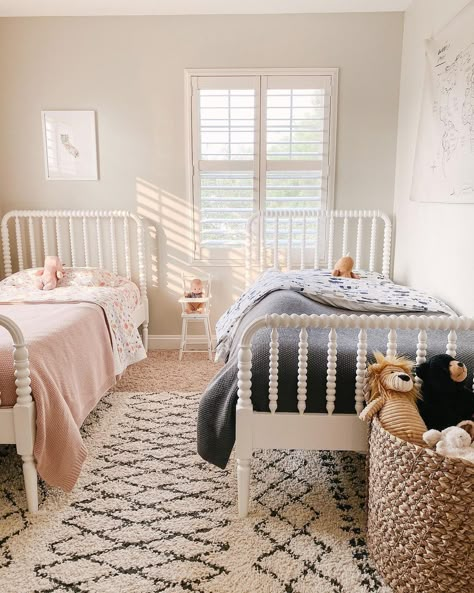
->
0, 392, 392, 593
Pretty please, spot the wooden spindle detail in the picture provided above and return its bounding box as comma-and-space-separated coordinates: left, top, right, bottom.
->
386, 328, 397, 357
41, 217, 48, 259
110, 217, 117, 274
273, 217, 279, 269
341, 216, 348, 257
96, 217, 103, 268
123, 217, 131, 279
287, 217, 293, 271
268, 328, 279, 413
2, 219, 12, 276
300, 214, 307, 270
355, 328, 368, 414
313, 217, 320, 269
55, 217, 63, 263
382, 216, 392, 277
415, 329, 427, 386
28, 217, 37, 268
82, 217, 90, 267
69, 217, 76, 266
259, 216, 265, 272
355, 216, 363, 270
369, 216, 377, 272
326, 328, 337, 415
297, 327, 308, 414
14, 217, 24, 271
327, 215, 335, 270
446, 330, 457, 358
245, 217, 252, 288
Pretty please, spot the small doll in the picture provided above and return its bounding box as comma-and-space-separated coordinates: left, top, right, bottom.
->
35, 255, 64, 290
185, 278, 205, 314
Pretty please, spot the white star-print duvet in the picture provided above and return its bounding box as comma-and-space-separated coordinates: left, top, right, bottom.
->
215, 269, 456, 361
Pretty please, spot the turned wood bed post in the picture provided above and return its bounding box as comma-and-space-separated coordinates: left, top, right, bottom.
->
236, 318, 266, 518
0, 315, 37, 513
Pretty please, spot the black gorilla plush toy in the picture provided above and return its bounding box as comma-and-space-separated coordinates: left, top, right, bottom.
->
416, 354, 474, 430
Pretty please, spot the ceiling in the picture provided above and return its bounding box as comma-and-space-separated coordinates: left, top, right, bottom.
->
0, 0, 413, 17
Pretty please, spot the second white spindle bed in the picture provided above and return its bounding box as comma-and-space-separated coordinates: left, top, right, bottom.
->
225, 209, 473, 516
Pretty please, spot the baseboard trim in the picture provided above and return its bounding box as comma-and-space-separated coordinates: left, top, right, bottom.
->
148, 334, 217, 350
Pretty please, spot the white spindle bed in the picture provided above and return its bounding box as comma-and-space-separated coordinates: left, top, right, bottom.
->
0, 209, 149, 512
234, 209, 472, 517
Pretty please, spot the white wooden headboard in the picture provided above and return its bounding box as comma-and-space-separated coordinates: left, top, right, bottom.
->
1, 210, 148, 301
245, 209, 392, 285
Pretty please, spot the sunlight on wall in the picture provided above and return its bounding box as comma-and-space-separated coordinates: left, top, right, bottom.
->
136, 177, 248, 335
136, 177, 192, 294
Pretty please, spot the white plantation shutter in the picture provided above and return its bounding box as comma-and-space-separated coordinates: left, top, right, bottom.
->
189, 71, 337, 261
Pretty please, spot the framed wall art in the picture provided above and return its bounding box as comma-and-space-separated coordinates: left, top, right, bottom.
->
41, 110, 98, 180
411, 2, 474, 203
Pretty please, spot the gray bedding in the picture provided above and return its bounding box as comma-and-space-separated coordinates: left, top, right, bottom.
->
197, 290, 474, 469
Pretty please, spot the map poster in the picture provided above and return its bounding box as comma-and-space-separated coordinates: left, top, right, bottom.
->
411, 1, 474, 203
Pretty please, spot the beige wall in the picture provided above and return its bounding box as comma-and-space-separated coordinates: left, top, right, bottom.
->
0, 14, 403, 337
393, 0, 474, 314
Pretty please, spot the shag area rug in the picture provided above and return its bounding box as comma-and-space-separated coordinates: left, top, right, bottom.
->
0, 391, 392, 593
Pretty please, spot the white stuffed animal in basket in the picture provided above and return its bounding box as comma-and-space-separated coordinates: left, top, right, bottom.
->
423, 420, 474, 464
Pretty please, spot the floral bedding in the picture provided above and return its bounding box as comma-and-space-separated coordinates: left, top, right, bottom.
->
215, 269, 457, 361
0, 267, 146, 374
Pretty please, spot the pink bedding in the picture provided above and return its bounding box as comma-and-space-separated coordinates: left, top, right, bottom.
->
0, 302, 116, 491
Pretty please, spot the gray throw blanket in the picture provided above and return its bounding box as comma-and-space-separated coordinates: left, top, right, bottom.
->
197, 291, 473, 469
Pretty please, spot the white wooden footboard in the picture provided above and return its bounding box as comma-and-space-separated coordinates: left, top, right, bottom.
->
236, 313, 474, 517
0, 315, 37, 513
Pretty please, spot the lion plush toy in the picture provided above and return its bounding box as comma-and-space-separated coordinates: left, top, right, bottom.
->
359, 352, 427, 447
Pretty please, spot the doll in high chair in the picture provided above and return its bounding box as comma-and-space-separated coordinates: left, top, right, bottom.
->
184, 278, 205, 314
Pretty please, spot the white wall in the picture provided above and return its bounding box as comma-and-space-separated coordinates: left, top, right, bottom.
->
0, 14, 403, 336
393, 0, 474, 314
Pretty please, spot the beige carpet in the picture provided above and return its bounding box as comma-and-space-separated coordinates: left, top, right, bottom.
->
112, 350, 222, 393
0, 353, 392, 593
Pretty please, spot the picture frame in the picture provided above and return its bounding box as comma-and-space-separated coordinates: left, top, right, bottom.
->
41, 110, 98, 180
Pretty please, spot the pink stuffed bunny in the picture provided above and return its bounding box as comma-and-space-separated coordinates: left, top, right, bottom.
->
35, 255, 64, 290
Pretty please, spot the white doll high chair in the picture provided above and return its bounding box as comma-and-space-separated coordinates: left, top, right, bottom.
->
178, 272, 213, 361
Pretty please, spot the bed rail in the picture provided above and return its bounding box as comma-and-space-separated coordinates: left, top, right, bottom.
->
235, 312, 474, 516
237, 313, 474, 417
1, 210, 147, 301
245, 209, 392, 285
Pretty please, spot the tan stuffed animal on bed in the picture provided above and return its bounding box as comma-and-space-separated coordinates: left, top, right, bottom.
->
359, 352, 427, 447
332, 255, 360, 279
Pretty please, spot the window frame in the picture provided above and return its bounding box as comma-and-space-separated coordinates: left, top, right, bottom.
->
184, 68, 339, 266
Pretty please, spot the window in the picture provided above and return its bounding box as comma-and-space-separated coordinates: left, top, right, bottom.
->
186, 69, 338, 262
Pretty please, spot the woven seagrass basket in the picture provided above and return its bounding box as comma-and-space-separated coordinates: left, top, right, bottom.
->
367, 417, 474, 593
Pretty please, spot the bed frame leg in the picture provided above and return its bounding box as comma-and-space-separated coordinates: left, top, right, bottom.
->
11, 339, 39, 513
142, 322, 149, 351
21, 454, 39, 513
237, 458, 251, 518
